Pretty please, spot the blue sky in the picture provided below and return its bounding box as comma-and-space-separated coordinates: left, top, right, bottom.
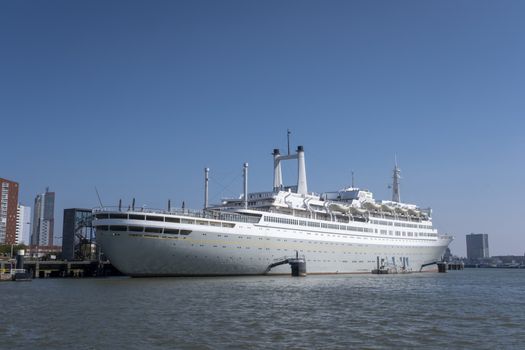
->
1, 1, 524, 256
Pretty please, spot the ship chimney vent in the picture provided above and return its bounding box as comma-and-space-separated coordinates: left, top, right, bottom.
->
273, 149, 283, 191
296, 146, 307, 195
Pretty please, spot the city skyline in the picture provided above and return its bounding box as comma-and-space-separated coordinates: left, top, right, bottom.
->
1, 1, 524, 256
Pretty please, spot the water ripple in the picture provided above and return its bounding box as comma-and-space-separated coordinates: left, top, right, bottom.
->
1, 269, 524, 349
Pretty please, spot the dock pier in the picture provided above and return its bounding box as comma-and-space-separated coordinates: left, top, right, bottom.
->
447, 262, 464, 270
20, 260, 120, 278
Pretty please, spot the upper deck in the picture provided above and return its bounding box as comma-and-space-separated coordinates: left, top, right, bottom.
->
92, 207, 262, 224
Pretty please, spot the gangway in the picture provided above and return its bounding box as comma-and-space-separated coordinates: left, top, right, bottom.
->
265, 251, 306, 276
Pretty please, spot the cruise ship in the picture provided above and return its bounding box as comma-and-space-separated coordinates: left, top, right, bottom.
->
94, 145, 452, 276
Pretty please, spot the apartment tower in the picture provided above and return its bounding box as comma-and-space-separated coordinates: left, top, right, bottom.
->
31, 188, 55, 246
0, 178, 19, 244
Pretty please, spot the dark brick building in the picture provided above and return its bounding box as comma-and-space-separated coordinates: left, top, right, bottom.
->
0, 178, 19, 244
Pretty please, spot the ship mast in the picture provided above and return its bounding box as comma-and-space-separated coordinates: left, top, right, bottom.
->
243, 162, 248, 209
287, 129, 291, 155
392, 156, 401, 202
204, 167, 209, 209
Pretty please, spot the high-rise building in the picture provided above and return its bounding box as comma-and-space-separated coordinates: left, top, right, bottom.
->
16, 204, 32, 245
62, 208, 94, 260
31, 188, 55, 246
0, 178, 19, 244
466, 233, 489, 260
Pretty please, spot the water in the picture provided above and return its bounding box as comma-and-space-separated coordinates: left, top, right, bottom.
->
1, 269, 524, 349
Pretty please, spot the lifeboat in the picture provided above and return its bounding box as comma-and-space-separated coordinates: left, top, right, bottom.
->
408, 208, 420, 217
329, 203, 350, 213
350, 206, 366, 215
381, 204, 394, 213
363, 202, 381, 211
395, 207, 408, 215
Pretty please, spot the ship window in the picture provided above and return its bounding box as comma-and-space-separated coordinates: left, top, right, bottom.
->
110, 225, 127, 231
129, 226, 144, 232
96, 225, 109, 231
109, 214, 127, 219
181, 219, 195, 224
164, 228, 179, 234
95, 214, 109, 219
129, 214, 145, 220
180, 230, 192, 235
165, 217, 180, 223
145, 227, 162, 233
146, 215, 164, 222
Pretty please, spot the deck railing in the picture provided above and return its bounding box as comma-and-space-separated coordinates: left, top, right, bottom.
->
92, 207, 261, 224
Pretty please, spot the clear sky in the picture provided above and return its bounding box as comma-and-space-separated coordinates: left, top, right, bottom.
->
1, 1, 524, 256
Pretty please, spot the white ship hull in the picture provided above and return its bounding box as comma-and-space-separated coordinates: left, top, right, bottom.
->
95, 212, 451, 276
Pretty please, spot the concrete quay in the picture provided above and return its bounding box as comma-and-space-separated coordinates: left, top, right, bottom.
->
0, 259, 121, 278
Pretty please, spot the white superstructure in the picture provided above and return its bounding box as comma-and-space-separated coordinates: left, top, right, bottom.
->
94, 146, 452, 276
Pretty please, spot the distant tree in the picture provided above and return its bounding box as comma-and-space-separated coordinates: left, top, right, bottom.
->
0, 244, 28, 256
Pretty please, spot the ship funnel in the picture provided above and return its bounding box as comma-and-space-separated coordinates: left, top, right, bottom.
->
273, 149, 283, 191
296, 146, 307, 195
271, 144, 308, 195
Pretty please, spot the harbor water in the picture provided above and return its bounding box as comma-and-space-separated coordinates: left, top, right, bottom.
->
1, 269, 524, 349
